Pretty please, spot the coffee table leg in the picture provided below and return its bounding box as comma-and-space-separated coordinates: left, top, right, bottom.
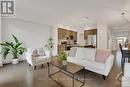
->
47, 63, 50, 78
83, 70, 85, 85
72, 74, 74, 87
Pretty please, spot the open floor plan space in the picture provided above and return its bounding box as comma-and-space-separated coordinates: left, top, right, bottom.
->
0, 0, 130, 87
0, 57, 120, 87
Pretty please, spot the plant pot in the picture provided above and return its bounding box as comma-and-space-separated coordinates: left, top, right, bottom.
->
62, 60, 67, 65
12, 59, 19, 64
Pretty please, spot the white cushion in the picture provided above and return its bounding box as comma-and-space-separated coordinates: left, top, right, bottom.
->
124, 63, 130, 77
37, 48, 45, 56
67, 57, 104, 70
84, 48, 96, 62
76, 48, 96, 62
35, 56, 50, 63
76, 48, 86, 59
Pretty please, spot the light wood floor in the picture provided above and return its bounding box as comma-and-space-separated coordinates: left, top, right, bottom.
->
0, 55, 121, 87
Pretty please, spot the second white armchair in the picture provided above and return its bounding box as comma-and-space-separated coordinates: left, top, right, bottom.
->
26, 48, 51, 70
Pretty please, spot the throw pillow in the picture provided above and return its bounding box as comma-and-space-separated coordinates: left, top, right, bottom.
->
32, 49, 39, 57
95, 49, 110, 63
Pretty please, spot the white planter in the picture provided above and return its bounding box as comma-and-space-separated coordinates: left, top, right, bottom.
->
12, 59, 19, 64
62, 60, 67, 65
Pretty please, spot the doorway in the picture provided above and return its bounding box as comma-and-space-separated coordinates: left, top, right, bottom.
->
116, 36, 128, 50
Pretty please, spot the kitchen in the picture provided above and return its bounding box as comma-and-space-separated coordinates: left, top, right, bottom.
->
58, 28, 97, 53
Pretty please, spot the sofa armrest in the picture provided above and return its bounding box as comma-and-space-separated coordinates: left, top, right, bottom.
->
122, 76, 130, 87
25, 52, 35, 65
124, 63, 130, 77
104, 55, 114, 76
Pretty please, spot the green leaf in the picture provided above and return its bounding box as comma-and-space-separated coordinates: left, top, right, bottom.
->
12, 34, 19, 43
58, 52, 67, 61
18, 47, 26, 55
0, 43, 8, 46
5, 42, 14, 47
14, 42, 22, 49
1, 47, 10, 59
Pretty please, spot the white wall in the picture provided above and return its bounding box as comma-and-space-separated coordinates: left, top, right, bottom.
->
0, 14, 2, 67
76, 29, 84, 44
52, 26, 58, 55
107, 27, 113, 50
97, 24, 108, 50
128, 31, 130, 42
1, 18, 51, 63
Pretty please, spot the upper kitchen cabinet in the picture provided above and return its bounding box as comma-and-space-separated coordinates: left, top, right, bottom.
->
58, 28, 67, 40
58, 28, 77, 41
84, 29, 97, 39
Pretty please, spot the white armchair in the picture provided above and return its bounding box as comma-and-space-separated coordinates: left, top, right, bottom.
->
26, 48, 51, 70
122, 63, 130, 87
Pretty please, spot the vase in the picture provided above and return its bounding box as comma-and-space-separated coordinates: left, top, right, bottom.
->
12, 59, 19, 64
62, 60, 67, 65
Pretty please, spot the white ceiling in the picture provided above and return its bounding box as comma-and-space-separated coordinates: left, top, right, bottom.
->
15, 0, 130, 30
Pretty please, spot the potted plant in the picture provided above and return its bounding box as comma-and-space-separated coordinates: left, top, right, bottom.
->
58, 52, 67, 65
45, 38, 54, 50
0, 34, 26, 64
45, 38, 54, 57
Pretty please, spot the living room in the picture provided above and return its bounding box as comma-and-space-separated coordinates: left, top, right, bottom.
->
0, 0, 130, 87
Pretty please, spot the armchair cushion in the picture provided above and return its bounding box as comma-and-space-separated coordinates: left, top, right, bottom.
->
37, 48, 45, 56
35, 56, 50, 63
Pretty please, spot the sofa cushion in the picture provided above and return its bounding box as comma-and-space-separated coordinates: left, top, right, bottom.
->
68, 47, 77, 57
76, 48, 86, 59
67, 57, 104, 70
95, 49, 110, 63
75, 48, 96, 62
84, 48, 96, 62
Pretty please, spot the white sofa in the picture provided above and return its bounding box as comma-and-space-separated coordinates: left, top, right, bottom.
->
122, 63, 130, 87
67, 48, 114, 78
26, 48, 51, 70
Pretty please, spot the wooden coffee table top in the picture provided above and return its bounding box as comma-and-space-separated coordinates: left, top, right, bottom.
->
50, 56, 84, 74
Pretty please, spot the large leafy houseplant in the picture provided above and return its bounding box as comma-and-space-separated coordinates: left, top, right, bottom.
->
0, 34, 26, 64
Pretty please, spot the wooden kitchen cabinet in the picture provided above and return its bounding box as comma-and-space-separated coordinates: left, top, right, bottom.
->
58, 28, 78, 54
58, 28, 77, 41
84, 29, 97, 39
69, 30, 73, 36
58, 28, 67, 40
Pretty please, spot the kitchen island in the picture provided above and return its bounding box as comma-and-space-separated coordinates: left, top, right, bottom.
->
66, 44, 96, 50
